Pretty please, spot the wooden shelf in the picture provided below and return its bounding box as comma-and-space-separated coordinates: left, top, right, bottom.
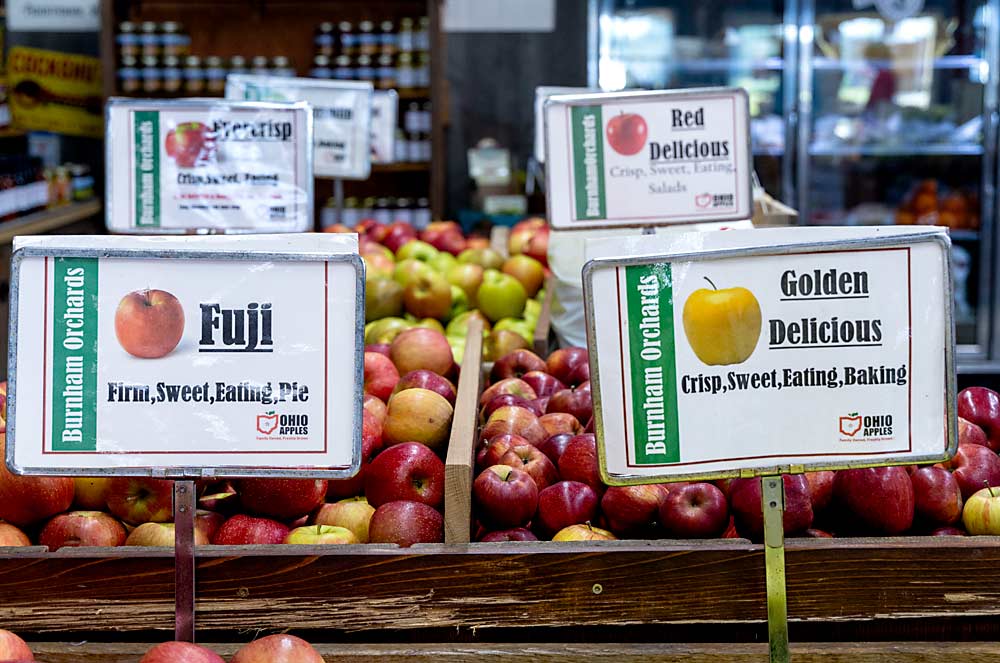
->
0, 199, 102, 244
397, 88, 431, 100
372, 162, 430, 173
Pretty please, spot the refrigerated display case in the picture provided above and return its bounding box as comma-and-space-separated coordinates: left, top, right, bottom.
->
591, 0, 1000, 367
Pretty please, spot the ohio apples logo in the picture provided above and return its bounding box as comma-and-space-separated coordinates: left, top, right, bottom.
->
682, 277, 761, 366
605, 112, 647, 156
256, 411, 279, 435
165, 122, 215, 168
839, 413, 863, 437
114, 289, 185, 359
695, 193, 712, 208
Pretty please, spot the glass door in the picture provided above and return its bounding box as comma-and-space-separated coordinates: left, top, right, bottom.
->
799, 0, 998, 355
591, 0, 797, 201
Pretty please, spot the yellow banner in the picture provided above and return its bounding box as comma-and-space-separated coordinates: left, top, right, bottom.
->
7, 46, 103, 138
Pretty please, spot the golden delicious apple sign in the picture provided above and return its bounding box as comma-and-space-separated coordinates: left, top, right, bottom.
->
682, 278, 761, 366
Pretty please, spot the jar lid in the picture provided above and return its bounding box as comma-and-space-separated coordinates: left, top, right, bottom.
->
120, 55, 139, 67
251, 55, 269, 66
161, 21, 182, 33
184, 55, 202, 66
359, 20, 375, 31
230, 55, 247, 67
141, 55, 159, 67
380, 20, 395, 31
318, 22, 334, 32
272, 55, 291, 67
162, 55, 181, 67
338, 21, 354, 31
140, 21, 157, 33
119, 21, 136, 32
314, 55, 331, 66
204, 56, 223, 67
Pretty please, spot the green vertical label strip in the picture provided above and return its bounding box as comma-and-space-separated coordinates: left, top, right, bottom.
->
571, 105, 606, 220
134, 110, 160, 227
52, 258, 99, 451
625, 263, 680, 464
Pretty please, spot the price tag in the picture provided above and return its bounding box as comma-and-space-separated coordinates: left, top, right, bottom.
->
583, 227, 956, 484
226, 75, 373, 179
371, 90, 398, 164
106, 98, 314, 234
6, 0, 100, 31
545, 87, 752, 230
534, 86, 598, 163
7, 234, 364, 479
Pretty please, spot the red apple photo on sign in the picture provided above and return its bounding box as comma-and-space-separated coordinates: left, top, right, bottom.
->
605, 112, 647, 156
114, 289, 185, 359
165, 121, 214, 168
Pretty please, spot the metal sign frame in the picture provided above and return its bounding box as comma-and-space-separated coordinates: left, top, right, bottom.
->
6, 244, 366, 480
582, 231, 958, 485
543, 86, 754, 231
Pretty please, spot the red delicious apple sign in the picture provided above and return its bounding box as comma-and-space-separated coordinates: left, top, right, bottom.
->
605, 112, 647, 156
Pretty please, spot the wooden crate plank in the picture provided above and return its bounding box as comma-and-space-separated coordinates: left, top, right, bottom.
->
533, 275, 555, 356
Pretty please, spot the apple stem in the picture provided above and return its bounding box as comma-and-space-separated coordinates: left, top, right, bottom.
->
704, 277, 718, 290
985, 479, 996, 498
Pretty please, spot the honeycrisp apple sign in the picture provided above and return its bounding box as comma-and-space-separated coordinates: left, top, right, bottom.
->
544, 87, 752, 230
582, 226, 957, 484
5, 234, 364, 479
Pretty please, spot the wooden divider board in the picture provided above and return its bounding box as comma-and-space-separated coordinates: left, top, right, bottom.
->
533, 275, 555, 356
489, 225, 510, 258
444, 317, 484, 544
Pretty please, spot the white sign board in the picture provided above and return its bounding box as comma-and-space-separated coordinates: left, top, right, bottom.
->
7, 234, 364, 479
226, 75, 373, 179
583, 227, 955, 484
371, 90, 398, 164
6, 0, 99, 31
534, 86, 598, 164
545, 88, 752, 230
443, 0, 555, 32
106, 98, 314, 234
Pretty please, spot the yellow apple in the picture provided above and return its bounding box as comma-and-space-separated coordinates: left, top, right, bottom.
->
682, 278, 761, 366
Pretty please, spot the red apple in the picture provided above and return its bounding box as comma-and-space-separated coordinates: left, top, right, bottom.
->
480, 393, 534, 422
537, 433, 575, 466
952, 443, 1000, 499
390, 327, 454, 376
552, 523, 616, 541
499, 443, 559, 490
383, 388, 454, 450
501, 255, 546, 298
195, 509, 225, 542
606, 112, 648, 156
73, 477, 112, 510
0, 630, 33, 661
196, 480, 238, 514
911, 466, 963, 526
114, 289, 185, 359
381, 221, 418, 254
365, 441, 444, 509
490, 349, 547, 382
362, 410, 383, 461
39, 511, 126, 550
106, 477, 174, 525
473, 464, 539, 528
527, 397, 550, 417
958, 416, 989, 448
365, 343, 392, 358
392, 369, 457, 405
833, 467, 914, 535
140, 641, 225, 663
558, 434, 603, 493
546, 386, 593, 425
958, 387, 1000, 452
212, 515, 290, 545
930, 526, 966, 536
422, 222, 467, 255
508, 217, 547, 254
125, 522, 209, 546
363, 393, 388, 427
659, 483, 729, 538
230, 634, 324, 663
0, 456, 74, 528
481, 406, 547, 446
364, 352, 400, 402
805, 471, 835, 512
538, 412, 584, 438
446, 263, 485, 306
802, 528, 834, 538
546, 347, 589, 387
475, 434, 529, 471
314, 496, 375, 543
535, 480, 599, 536
521, 371, 566, 399
479, 527, 538, 542
483, 329, 531, 363
368, 500, 443, 547
403, 271, 452, 320
601, 484, 665, 536
326, 460, 366, 500
238, 478, 327, 521
479, 378, 538, 409
730, 475, 813, 541
0, 523, 30, 547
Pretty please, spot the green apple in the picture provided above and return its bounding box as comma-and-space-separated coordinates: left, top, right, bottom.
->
412, 317, 446, 334
483, 328, 530, 362
365, 317, 412, 345
363, 253, 395, 281
493, 317, 534, 341
396, 240, 439, 263
447, 285, 469, 321
445, 309, 491, 339
447, 335, 467, 365
458, 247, 505, 271
365, 278, 404, 322
360, 242, 394, 262
403, 271, 452, 320
429, 251, 457, 275
523, 298, 542, 324
446, 262, 485, 307
476, 269, 527, 322
394, 258, 435, 288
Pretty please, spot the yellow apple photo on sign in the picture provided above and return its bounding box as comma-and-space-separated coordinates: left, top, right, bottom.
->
682, 278, 762, 366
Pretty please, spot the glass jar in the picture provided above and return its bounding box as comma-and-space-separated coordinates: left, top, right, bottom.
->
69, 164, 94, 202
161, 21, 190, 57
396, 52, 416, 89
205, 56, 226, 94
354, 54, 374, 81
415, 52, 431, 88
395, 197, 414, 224
333, 55, 353, 80
394, 129, 409, 162
374, 197, 393, 224
421, 102, 433, 132
118, 57, 141, 94
310, 55, 333, 79
404, 102, 421, 133
406, 131, 423, 162
139, 21, 160, 58
379, 20, 397, 55
117, 22, 139, 58
341, 196, 361, 227
358, 20, 378, 56
415, 197, 431, 229
162, 55, 183, 95
398, 17, 415, 52
320, 198, 338, 228
183, 55, 205, 95
251, 55, 270, 75
141, 55, 162, 94
360, 197, 376, 220
377, 54, 396, 89
271, 55, 296, 77
339, 21, 357, 56
229, 55, 248, 76
315, 22, 336, 57
415, 17, 430, 51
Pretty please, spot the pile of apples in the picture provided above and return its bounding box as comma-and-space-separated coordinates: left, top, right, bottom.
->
0, 628, 325, 662
350, 218, 549, 363
472, 348, 1000, 541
